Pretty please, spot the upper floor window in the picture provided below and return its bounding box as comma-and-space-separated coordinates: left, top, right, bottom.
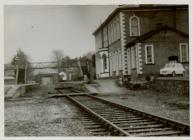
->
108, 24, 111, 44
116, 17, 120, 40
107, 16, 120, 45
113, 21, 116, 42
95, 32, 102, 50
129, 15, 140, 36
108, 23, 113, 44
179, 43, 189, 62
103, 27, 108, 47
111, 23, 114, 42
145, 44, 154, 64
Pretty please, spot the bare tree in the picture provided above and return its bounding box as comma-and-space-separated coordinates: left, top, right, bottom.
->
84, 51, 94, 60
52, 49, 64, 74
11, 48, 33, 83
11, 49, 29, 65
79, 51, 95, 83
62, 56, 71, 67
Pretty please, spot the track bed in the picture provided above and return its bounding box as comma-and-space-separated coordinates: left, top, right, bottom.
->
65, 94, 189, 136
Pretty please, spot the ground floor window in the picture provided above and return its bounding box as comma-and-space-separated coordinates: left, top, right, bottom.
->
102, 54, 107, 71
131, 47, 136, 69
180, 43, 189, 62
145, 44, 154, 64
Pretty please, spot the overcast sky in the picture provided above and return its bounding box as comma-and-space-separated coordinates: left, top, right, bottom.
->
4, 5, 117, 63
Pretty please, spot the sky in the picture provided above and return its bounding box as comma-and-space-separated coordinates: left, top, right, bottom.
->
4, 5, 117, 63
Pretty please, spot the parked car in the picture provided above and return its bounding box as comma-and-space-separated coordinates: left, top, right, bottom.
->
160, 63, 185, 76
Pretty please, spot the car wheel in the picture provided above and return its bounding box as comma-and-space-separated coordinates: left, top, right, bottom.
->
172, 71, 176, 77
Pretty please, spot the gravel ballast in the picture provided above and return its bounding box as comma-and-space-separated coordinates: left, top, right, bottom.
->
86, 79, 189, 124
97, 89, 189, 124
5, 87, 91, 136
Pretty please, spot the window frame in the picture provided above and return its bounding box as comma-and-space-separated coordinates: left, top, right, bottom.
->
131, 47, 136, 69
113, 21, 116, 42
145, 44, 154, 64
116, 17, 120, 40
108, 24, 111, 44
179, 43, 189, 62
111, 23, 114, 43
103, 27, 108, 47
129, 15, 140, 37
95, 31, 102, 50
102, 54, 107, 71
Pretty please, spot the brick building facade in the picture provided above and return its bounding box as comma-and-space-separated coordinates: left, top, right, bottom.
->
93, 5, 188, 79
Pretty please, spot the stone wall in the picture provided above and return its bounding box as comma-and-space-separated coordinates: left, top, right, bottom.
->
153, 77, 189, 96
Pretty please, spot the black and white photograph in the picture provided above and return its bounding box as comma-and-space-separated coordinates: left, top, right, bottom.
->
3, 3, 190, 137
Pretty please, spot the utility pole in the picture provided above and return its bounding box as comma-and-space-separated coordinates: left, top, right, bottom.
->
15, 64, 19, 84
25, 63, 28, 84
77, 59, 83, 78
15, 56, 20, 85
87, 59, 94, 83
90, 60, 94, 83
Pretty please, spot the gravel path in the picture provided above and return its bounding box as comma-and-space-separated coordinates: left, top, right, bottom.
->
5, 87, 91, 136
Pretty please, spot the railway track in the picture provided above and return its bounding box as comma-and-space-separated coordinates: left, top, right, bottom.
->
54, 87, 189, 136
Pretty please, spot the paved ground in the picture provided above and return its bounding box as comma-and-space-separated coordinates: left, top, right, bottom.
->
4, 86, 91, 136
86, 79, 189, 124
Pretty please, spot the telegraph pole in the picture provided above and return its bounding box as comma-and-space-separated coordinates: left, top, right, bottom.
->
87, 59, 94, 83
15, 64, 19, 84
89, 60, 94, 83
25, 63, 28, 84
15, 56, 20, 85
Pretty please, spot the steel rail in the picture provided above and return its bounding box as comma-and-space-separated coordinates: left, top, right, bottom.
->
86, 94, 190, 135
55, 87, 189, 136
65, 95, 131, 136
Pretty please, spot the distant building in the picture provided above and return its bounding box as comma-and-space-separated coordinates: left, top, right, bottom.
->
4, 64, 15, 77
93, 5, 188, 80
4, 64, 16, 85
31, 59, 86, 84
4, 60, 86, 85
31, 62, 58, 85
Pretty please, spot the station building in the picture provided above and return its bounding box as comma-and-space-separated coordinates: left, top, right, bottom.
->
93, 5, 188, 80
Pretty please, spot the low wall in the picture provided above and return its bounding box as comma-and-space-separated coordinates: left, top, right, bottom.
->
5, 83, 39, 99
153, 77, 189, 96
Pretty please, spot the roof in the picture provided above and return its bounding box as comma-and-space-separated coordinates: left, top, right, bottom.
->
125, 25, 189, 48
93, 5, 188, 35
